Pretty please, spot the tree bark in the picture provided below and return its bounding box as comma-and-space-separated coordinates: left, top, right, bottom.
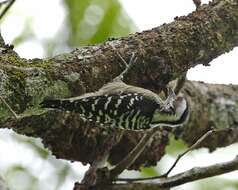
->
0, 0, 237, 172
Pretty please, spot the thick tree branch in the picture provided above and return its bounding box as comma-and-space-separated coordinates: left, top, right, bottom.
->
181, 81, 238, 151
0, 0, 238, 170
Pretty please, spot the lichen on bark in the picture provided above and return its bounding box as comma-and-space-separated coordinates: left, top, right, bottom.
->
0, 0, 238, 170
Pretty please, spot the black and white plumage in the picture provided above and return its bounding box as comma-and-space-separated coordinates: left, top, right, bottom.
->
41, 53, 188, 130
40, 80, 188, 130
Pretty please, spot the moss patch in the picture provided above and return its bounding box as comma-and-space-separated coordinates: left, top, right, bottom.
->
6, 69, 27, 112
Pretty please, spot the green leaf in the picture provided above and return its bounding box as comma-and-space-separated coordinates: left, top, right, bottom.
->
140, 167, 159, 177
65, 0, 136, 46
166, 135, 187, 156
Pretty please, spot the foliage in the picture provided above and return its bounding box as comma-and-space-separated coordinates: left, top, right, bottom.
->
64, 0, 136, 46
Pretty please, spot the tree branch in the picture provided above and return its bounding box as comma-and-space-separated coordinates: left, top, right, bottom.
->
0, 0, 16, 20
0, 0, 237, 169
105, 156, 238, 190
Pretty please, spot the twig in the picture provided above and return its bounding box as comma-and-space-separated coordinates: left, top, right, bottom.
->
111, 156, 238, 190
109, 45, 128, 69
162, 129, 215, 177
74, 156, 238, 190
0, 0, 16, 20
110, 127, 161, 179
115, 51, 129, 68
112, 51, 137, 82
116, 129, 223, 182
114, 53, 137, 82
192, 0, 201, 9
0, 0, 9, 7
0, 96, 18, 119
155, 155, 238, 188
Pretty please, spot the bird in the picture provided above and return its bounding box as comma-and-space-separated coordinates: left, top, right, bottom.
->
40, 53, 189, 131
40, 53, 190, 184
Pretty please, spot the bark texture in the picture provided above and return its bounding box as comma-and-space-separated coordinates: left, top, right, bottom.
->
0, 0, 238, 170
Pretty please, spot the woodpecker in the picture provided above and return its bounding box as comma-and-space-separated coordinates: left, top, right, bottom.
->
40, 54, 189, 130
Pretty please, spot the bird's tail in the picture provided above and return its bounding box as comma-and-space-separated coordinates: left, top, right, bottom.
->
40, 98, 72, 111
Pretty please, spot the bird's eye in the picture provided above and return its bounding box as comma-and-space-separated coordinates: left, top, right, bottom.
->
160, 106, 175, 115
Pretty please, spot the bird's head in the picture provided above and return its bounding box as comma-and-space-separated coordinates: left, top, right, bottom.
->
151, 96, 188, 127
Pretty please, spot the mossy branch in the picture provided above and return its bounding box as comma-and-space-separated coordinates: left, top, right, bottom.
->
0, 0, 237, 170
